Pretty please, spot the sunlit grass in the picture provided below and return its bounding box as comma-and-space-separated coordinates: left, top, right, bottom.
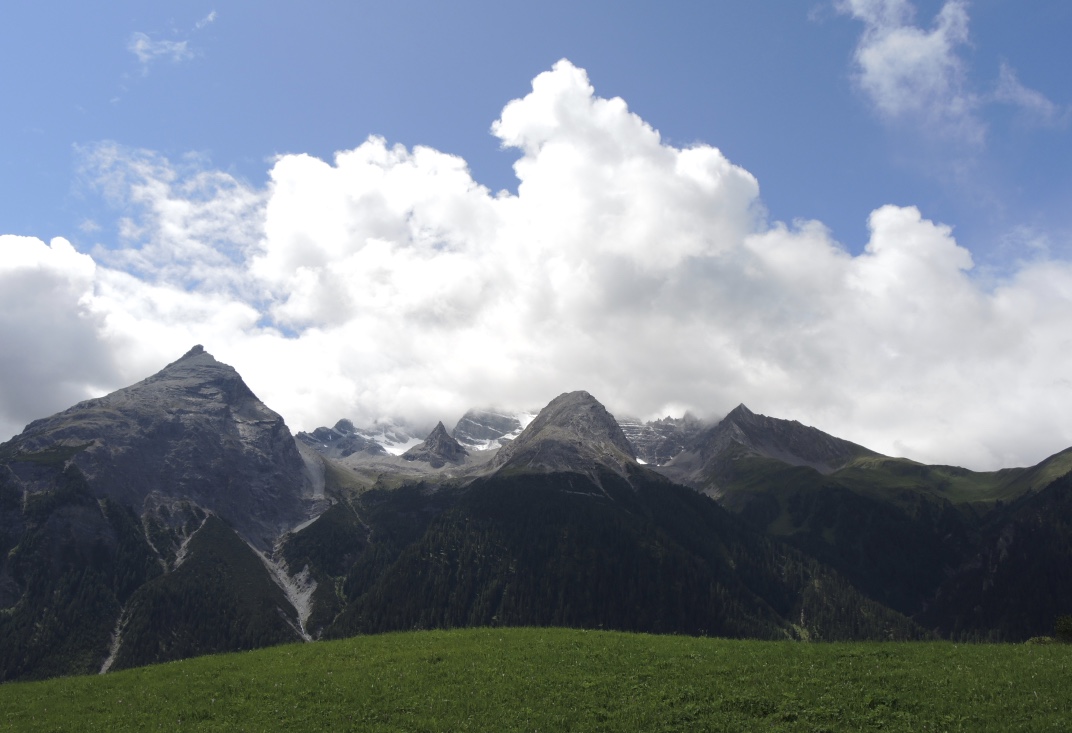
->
1, 628, 1068, 732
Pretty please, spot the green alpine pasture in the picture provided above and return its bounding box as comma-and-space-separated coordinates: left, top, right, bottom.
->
1, 628, 1068, 732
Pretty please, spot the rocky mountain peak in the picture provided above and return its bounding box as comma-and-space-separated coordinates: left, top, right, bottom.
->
9, 347, 318, 550
491, 390, 636, 478
725, 404, 756, 422
524, 391, 634, 451
402, 421, 469, 468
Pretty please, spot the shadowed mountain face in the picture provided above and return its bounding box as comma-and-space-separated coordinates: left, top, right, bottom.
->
648, 404, 1072, 639
3, 346, 318, 550
918, 473, 1072, 640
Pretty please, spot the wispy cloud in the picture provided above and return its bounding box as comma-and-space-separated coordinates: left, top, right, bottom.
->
838, 0, 982, 143
195, 10, 217, 30
128, 32, 194, 73
993, 62, 1070, 129
127, 11, 216, 75
839, 0, 1068, 142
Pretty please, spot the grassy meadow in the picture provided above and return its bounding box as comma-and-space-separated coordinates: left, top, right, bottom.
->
1, 628, 1068, 732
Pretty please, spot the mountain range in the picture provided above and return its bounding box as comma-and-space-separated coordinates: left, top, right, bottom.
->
1, 347, 1069, 682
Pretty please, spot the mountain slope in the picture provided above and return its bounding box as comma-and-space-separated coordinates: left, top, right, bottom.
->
919, 472, 1072, 641
0, 464, 160, 680
655, 404, 1072, 629
658, 404, 877, 493
109, 515, 305, 670
0, 347, 319, 681
3, 345, 319, 550
323, 467, 922, 642
293, 392, 921, 643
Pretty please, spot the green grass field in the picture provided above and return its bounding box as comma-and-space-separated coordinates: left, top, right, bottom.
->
1, 628, 1068, 732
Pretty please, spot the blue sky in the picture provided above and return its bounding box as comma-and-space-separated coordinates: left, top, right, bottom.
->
1, 1, 1070, 469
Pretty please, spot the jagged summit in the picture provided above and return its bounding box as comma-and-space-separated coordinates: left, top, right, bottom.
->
491, 390, 636, 478
402, 421, 469, 468
9, 346, 317, 550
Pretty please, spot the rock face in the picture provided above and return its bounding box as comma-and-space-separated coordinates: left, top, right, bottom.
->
658, 404, 876, 491
617, 413, 706, 465
451, 409, 531, 450
402, 422, 469, 468
7, 345, 317, 550
492, 391, 636, 479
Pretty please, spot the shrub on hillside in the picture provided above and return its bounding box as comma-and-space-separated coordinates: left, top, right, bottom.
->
1055, 615, 1072, 643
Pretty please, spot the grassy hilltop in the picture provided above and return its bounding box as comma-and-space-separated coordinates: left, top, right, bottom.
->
1, 628, 1069, 732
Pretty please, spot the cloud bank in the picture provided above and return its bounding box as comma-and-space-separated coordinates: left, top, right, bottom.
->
2, 60, 1071, 470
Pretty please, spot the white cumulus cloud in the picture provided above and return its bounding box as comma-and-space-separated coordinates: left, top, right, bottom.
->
0, 236, 116, 439
3, 60, 1072, 470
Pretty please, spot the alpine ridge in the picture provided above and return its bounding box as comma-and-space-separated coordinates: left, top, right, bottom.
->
2, 350, 1071, 684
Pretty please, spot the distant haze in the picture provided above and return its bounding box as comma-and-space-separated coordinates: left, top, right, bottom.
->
1, 59, 1071, 470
